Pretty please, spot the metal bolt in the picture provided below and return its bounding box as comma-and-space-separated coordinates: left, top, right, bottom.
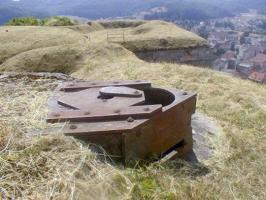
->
68, 83, 74, 87
53, 113, 60, 117
84, 111, 91, 115
70, 125, 77, 130
127, 117, 135, 123
114, 109, 121, 113
144, 107, 150, 112
134, 90, 140, 95
91, 83, 97, 85
102, 99, 108, 102
183, 92, 188, 95
113, 81, 119, 84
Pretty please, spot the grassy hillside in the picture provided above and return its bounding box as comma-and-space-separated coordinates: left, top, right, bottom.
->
5, 16, 78, 26
0, 20, 265, 199
0, 20, 207, 72
0, 26, 87, 66
0, 63, 265, 200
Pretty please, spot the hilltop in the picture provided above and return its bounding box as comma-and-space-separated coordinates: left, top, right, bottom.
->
0, 19, 265, 200
0, 20, 207, 73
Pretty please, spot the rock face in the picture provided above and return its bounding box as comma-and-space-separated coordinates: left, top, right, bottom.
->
187, 112, 222, 162
135, 46, 215, 64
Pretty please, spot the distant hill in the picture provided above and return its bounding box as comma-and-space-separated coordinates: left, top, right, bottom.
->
0, 20, 207, 72
1, 0, 266, 24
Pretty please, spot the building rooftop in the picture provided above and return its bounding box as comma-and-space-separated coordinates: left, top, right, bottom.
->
250, 54, 266, 63
248, 71, 266, 83
238, 62, 254, 68
222, 50, 236, 60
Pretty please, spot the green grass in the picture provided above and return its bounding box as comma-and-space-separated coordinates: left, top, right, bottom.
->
5, 17, 40, 26
6, 16, 77, 26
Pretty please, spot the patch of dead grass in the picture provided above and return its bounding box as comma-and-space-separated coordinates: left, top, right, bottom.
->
0, 62, 265, 199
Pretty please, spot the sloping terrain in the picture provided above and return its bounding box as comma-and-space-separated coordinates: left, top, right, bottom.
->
91, 20, 208, 51
0, 63, 265, 199
0, 20, 207, 73
0, 26, 87, 65
0, 20, 265, 200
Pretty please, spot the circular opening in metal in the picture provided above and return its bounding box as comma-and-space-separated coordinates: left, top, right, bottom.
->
143, 88, 175, 107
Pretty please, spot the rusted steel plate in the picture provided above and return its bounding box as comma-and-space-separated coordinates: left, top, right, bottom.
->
64, 119, 148, 136
60, 80, 151, 91
47, 104, 162, 123
123, 101, 189, 162
99, 86, 143, 98
46, 80, 197, 163
58, 88, 145, 110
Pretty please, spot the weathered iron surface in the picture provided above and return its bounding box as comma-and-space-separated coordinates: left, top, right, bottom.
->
47, 80, 197, 164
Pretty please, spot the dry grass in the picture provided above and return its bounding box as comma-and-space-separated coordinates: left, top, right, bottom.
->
0, 20, 265, 200
0, 44, 88, 73
89, 20, 208, 51
0, 20, 206, 73
0, 26, 86, 65
0, 61, 265, 199
66, 22, 104, 34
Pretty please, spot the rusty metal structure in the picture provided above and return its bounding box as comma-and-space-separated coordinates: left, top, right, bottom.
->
47, 80, 197, 163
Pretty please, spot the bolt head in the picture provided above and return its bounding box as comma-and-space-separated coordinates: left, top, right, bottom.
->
144, 107, 150, 112
114, 109, 121, 113
70, 125, 77, 130
53, 113, 60, 117
183, 92, 188, 95
127, 117, 134, 123
134, 90, 140, 95
84, 111, 91, 115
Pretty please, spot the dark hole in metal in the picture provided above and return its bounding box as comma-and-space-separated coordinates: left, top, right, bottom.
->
97, 95, 114, 100
161, 140, 185, 158
142, 88, 175, 107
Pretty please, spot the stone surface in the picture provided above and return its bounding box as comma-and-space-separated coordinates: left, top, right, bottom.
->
135, 46, 216, 64
186, 112, 222, 163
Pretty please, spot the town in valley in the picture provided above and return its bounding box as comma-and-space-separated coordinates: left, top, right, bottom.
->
180, 10, 266, 83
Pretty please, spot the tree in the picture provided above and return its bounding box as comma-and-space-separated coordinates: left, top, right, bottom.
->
230, 43, 236, 51
197, 26, 209, 39
243, 32, 250, 37
215, 48, 226, 56
240, 36, 246, 45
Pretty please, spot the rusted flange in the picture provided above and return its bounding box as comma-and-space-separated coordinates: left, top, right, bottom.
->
47, 80, 197, 163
